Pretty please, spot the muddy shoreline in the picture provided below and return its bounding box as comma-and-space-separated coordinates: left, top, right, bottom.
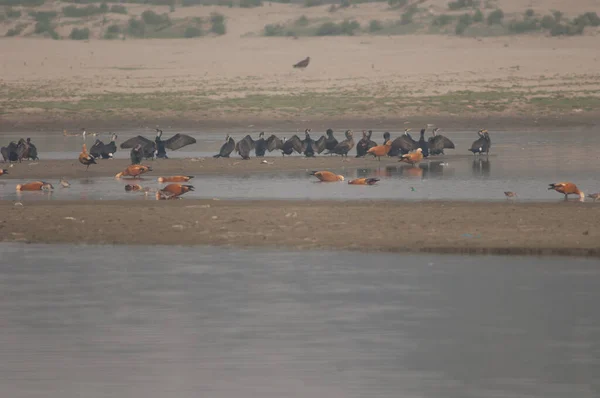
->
0, 200, 598, 258
1, 114, 598, 134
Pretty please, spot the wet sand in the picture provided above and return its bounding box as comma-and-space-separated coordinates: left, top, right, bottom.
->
2, 157, 418, 180
1, 200, 598, 258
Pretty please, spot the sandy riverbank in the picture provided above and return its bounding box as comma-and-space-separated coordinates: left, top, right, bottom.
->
0, 200, 598, 258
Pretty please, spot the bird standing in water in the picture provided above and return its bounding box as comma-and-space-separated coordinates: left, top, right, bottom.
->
548, 182, 585, 201
78, 144, 96, 171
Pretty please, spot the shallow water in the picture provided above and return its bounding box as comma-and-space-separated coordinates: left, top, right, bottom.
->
0, 243, 599, 398
2, 128, 599, 202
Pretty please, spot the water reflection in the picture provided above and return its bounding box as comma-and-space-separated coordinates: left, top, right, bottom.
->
472, 157, 491, 178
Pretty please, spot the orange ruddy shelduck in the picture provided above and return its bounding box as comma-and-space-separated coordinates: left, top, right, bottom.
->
398, 148, 424, 166
78, 144, 96, 170
548, 182, 585, 201
310, 171, 344, 182
348, 177, 380, 185
16, 181, 54, 191
366, 141, 392, 161
156, 183, 194, 200
115, 165, 152, 179
157, 176, 194, 183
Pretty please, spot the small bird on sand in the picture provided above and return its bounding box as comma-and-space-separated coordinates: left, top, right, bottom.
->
504, 191, 517, 198
293, 56, 310, 69
125, 184, 143, 192
59, 177, 70, 188
587, 192, 600, 202
310, 170, 344, 182
348, 178, 380, 185
548, 182, 585, 201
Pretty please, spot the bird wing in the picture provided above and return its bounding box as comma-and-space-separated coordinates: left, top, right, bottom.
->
120, 135, 153, 149
313, 136, 326, 154
438, 135, 455, 149
470, 137, 485, 151
266, 135, 283, 151
163, 134, 197, 150
286, 135, 304, 153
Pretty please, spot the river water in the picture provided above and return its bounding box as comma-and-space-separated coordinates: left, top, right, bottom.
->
1, 243, 599, 398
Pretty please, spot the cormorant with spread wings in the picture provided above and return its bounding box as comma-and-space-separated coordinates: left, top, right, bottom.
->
120, 129, 196, 159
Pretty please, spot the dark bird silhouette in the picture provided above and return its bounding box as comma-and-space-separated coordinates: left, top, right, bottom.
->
417, 128, 430, 158
78, 143, 96, 170
90, 133, 118, 159
214, 134, 235, 158
266, 134, 284, 152
293, 56, 310, 69
469, 129, 491, 155
427, 128, 455, 155
328, 130, 355, 157
302, 129, 315, 157
130, 144, 143, 164
1, 142, 19, 162
22, 138, 39, 160
255, 132, 267, 157
324, 128, 338, 155
356, 130, 377, 158
236, 134, 255, 160
120, 129, 196, 159
390, 129, 418, 157
282, 134, 303, 156
383, 132, 391, 144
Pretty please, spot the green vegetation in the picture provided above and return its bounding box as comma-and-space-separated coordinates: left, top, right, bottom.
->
316, 19, 360, 36
0, 0, 44, 6
473, 9, 483, 22
368, 19, 383, 32
184, 25, 202, 37
432, 14, 453, 27
69, 27, 90, 40
239, 0, 262, 7
5, 23, 26, 36
141, 9, 170, 25
295, 15, 309, 27
486, 9, 504, 25
103, 23, 121, 39
304, 0, 322, 7
127, 17, 145, 36
29, 10, 57, 22
5, 8, 22, 18
387, 0, 407, 9
448, 0, 478, 11
210, 12, 226, 35
110, 5, 127, 14
399, 5, 417, 25
34, 20, 59, 39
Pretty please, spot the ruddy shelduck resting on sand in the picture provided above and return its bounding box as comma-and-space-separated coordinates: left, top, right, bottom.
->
310, 171, 344, 182
157, 176, 194, 183
398, 148, 424, 166
156, 183, 194, 200
366, 141, 392, 161
504, 191, 517, 198
548, 182, 585, 201
348, 178, 380, 185
79, 144, 96, 170
115, 165, 152, 179
16, 181, 54, 191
